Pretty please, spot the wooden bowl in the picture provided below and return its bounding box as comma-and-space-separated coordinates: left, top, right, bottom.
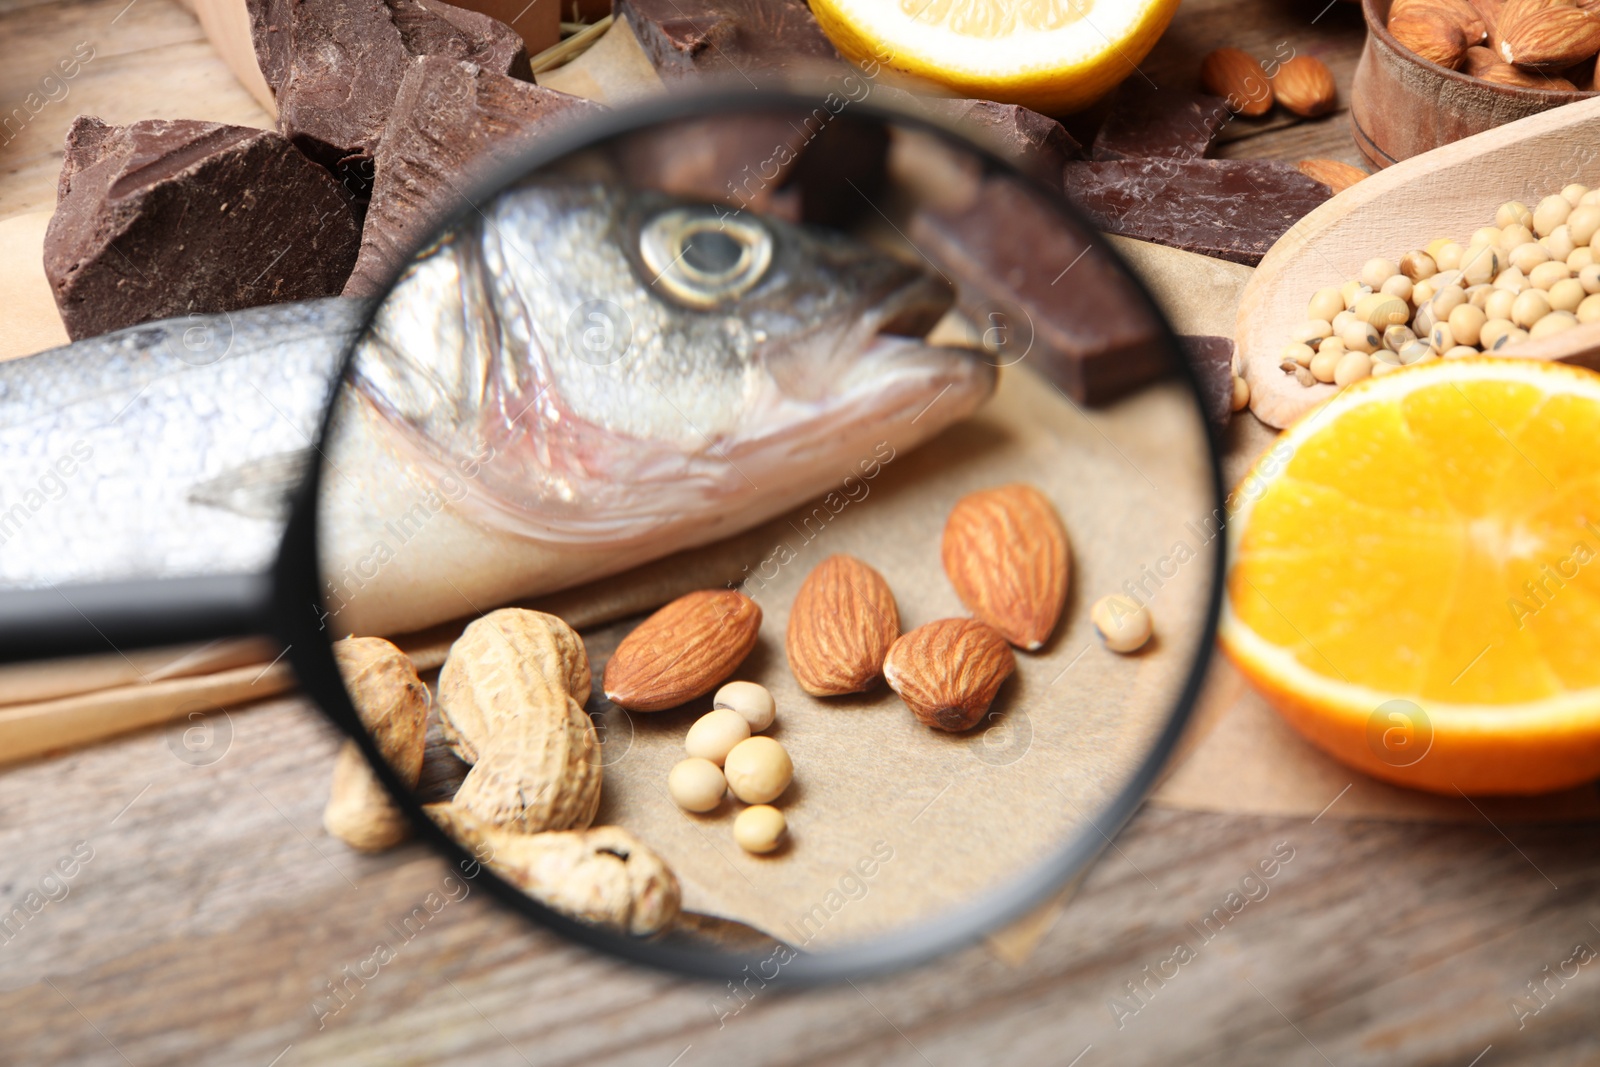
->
1235, 95, 1600, 428
1349, 0, 1595, 169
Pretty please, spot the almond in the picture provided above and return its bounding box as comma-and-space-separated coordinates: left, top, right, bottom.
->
1270, 55, 1339, 115
1463, 42, 1505, 71
1478, 56, 1579, 82
882, 619, 1015, 732
1393, 0, 1490, 40
941, 483, 1069, 650
603, 590, 761, 711
785, 554, 900, 696
1298, 159, 1368, 193
1390, 8, 1472, 66
1468, 0, 1505, 37
1463, 43, 1578, 82
1496, 0, 1600, 67
1200, 48, 1273, 116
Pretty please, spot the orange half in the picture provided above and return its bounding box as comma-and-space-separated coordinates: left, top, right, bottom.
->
809, 0, 1181, 114
1220, 358, 1600, 795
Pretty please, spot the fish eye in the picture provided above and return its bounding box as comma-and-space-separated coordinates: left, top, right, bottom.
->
639, 208, 773, 309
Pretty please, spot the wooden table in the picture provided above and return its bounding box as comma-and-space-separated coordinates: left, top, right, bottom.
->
5, 1, 1599, 1064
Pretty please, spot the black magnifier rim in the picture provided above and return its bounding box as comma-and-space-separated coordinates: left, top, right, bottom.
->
273, 84, 1228, 985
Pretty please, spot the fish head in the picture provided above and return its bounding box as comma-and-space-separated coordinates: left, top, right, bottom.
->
349, 178, 995, 546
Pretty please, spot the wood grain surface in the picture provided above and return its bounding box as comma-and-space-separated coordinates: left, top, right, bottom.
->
3, 0, 1599, 1063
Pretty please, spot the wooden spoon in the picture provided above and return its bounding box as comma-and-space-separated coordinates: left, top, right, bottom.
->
1235, 95, 1600, 429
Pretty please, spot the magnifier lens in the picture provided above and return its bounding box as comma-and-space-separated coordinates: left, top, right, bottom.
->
310, 96, 1221, 973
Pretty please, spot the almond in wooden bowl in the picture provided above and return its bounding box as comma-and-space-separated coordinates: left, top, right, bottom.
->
1495, 0, 1600, 68
1389, 6, 1472, 66
1353, 0, 1595, 168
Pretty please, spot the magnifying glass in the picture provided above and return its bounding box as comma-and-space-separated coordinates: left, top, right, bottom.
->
1, 88, 1223, 983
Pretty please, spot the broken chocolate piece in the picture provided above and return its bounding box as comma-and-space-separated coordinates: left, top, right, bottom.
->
1063, 158, 1332, 266
1179, 335, 1237, 428
1091, 82, 1231, 161
942, 98, 1083, 181
873, 86, 1082, 185
395, 0, 532, 79
910, 172, 1173, 405
44, 116, 361, 341
615, 0, 840, 77
344, 58, 604, 296
248, 0, 531, 194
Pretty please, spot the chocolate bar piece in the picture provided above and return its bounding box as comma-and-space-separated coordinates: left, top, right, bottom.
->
910, 173, 1173, 405
1063, 158, 1331, 266
248, 0, 531, 194
1091, 81, 1231, 161
615, 0, 839, 77
44, 117, 361, 341
1179, 335, 1237, 428
344, 57, 605, 296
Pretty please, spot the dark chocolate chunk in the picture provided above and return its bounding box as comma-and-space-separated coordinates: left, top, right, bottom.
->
394, 0, 532, 79
248, 0, 530, 195
873, 86, 1082, 185
909, 172, 1173, 406
43, 116, 361, 341
1091, 81, 1231, 161
1179, 335, 1237, 428
945, 98, 1083, 180
615, 0, 840, 77
1063, 158, 1332, 266
344, 58, 605, 296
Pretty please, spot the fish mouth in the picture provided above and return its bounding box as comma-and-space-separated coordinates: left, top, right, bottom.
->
869, 269, 958, 343
726, 266, 995, 483
760, 260, 968, 406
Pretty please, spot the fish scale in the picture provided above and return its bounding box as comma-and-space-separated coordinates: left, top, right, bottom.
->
0, 299, 365, 589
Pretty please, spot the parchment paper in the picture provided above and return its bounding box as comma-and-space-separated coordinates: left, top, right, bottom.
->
565, 363, 1217, 947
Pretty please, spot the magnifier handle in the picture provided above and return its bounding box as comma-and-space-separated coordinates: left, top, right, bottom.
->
0, 574, 272, 664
